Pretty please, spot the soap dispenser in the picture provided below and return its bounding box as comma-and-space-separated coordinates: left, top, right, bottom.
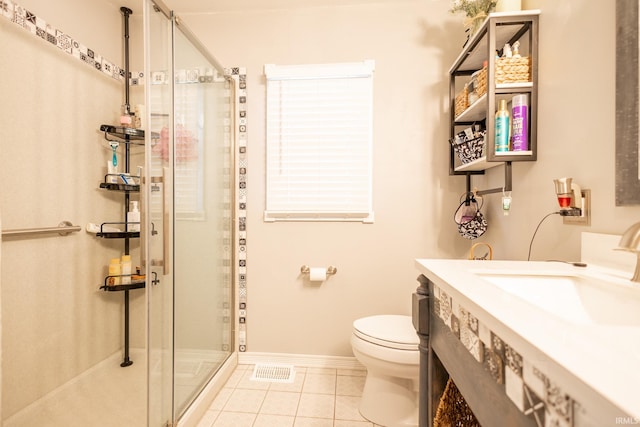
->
127, 201, 140, 232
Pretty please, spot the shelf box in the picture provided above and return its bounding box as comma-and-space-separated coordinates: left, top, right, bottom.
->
489, 150, 535, 162
449, 10, 541, 73
454, 157, 503, 172
454, 84, 533, 123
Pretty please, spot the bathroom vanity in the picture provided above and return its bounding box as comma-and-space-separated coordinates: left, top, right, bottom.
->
414, 235, 640, 427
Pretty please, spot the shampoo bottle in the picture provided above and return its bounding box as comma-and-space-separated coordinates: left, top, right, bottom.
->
121, 255, 132, 285
127, 201, 140, 232
495, 99, 510, 152
511, 94, 528, 151
108, 258, 121, 286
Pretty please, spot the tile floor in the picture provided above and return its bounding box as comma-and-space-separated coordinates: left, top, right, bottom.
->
195, 364, 385, 427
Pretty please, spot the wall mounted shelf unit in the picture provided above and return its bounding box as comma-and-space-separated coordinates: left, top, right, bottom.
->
449, 10, 539, 195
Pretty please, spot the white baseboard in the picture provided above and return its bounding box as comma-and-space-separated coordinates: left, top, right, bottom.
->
238, 352, 365, 371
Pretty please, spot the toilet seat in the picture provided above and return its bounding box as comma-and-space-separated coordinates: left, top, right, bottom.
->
353, 315, 419, 351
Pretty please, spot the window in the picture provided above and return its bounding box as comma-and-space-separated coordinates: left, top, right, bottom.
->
264, 60, 375, 223
150, 79, 205, 220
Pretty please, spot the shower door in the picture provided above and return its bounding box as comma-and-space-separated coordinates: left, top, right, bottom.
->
171, 17, 234, 419
145, 1, 234, 424
144, 2, 174, 426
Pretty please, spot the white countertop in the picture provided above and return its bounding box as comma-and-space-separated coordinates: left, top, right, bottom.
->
415, 257, 640, 424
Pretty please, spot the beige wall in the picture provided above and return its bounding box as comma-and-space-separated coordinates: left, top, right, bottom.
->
179, 0, 471, 357
0, 0, 144, 418
179, 0, 640, 357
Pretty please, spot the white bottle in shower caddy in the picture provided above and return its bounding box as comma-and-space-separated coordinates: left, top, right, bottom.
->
121, 255, 132, 285
127, 201, 140, 232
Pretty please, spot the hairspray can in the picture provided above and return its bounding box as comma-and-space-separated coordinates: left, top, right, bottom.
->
511, 94, 528, 151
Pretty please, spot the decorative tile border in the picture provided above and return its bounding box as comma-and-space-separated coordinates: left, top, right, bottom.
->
433, 284, 581, 427
2, 0, 126, 82
225, 67, 248, 353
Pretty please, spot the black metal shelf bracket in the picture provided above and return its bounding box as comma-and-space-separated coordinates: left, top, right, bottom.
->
467, 161, 513, 196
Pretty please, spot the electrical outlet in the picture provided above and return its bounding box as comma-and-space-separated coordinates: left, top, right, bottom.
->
564, 189, 591, 225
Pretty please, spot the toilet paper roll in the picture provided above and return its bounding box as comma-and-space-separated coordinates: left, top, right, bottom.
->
309, 267, 327, 281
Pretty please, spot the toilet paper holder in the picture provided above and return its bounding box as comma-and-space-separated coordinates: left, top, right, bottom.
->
300, 265, 338, 276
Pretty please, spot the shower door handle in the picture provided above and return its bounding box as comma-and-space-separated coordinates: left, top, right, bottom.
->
140, 167, 146, 270
162, 166, 170, 275
149, 167, 170, 275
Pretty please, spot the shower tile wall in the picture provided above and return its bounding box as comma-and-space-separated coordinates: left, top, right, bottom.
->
1, 0, 126, 81
3, 0, 249, 355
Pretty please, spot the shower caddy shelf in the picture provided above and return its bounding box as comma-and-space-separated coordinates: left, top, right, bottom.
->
94, 6, 145, 368
100, 124, 146, 143
100, 280, 146, 292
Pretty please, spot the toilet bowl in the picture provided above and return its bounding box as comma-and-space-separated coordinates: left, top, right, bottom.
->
351, 315, 420, 427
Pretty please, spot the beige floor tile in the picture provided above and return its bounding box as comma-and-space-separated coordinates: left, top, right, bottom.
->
223, 368, 248, 389
296, 393, 335, 419
209, 387, 234, 411
306, 367, 337, 375
336, 375, 365, 396
293, 417, 334, 427
212, 411, 256, 427
260, 390, 301, 416
253, 414, 295, 427
235, 368, 271, 390
334, 420, 374, 427
223, 388, 267, 413
195, 409, 219, 427
302, 373, 336, 394
197, 365, 380, 427
337, 368, 367, 377
335, 395, 368, 422
270, 371, 306, 392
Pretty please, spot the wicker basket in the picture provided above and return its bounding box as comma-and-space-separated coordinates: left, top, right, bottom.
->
451, 133, 485, 164
495, 56, 531, 84
434, 378, 482, 427
454, 85, 469, 117
473, 67, 488, 98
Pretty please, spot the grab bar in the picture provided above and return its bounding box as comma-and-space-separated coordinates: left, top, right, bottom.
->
1, 221, 81, 237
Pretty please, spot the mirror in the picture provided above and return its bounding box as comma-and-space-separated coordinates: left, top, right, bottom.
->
616, 0, 640, 205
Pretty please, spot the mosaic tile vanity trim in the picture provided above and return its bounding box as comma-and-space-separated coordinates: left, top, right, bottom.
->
225, 68, 248, 353
433, 284, 586, 427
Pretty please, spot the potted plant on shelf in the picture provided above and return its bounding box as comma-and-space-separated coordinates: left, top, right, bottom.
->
450, 0, 497, 40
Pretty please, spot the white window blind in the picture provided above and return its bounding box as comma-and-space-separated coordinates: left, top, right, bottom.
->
264, 60, 375, 223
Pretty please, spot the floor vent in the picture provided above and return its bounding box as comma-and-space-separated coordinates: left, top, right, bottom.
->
250, 363, 295, 383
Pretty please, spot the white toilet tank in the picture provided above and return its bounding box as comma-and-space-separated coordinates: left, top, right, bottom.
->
353, 315, 419, 350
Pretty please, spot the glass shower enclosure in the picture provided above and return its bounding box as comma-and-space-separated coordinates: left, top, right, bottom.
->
145, 0, 235, 424
1, 1, 232, 424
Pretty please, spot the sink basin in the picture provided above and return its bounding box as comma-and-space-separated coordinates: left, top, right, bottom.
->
473, 271, 640, 327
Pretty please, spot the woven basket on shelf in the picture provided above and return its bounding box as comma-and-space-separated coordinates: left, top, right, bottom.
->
495, 56, 531, 84
474, 67, 488, 97
434, 378, 482, 427
451, 134, 485, 164
454, 85, 469, 117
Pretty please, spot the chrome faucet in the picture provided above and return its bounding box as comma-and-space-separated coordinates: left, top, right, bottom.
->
617, 221, 640, 282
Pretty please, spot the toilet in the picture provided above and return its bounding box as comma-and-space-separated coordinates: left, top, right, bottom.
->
351, 315, 420, 427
